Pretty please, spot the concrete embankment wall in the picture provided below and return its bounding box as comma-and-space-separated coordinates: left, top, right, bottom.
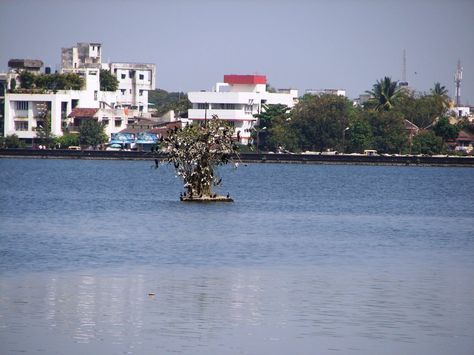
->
1, 149, 473, 167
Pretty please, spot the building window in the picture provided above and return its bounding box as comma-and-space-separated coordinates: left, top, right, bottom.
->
121, 74, 126, 79
94, 90, 98, 100
16, 101, 29, 111
89, 71, 97, 75
120, 89, 126, 95
198, 103, 209, 110
139, 74, 144, 80
102, 117, 109, 126
15, 121, 28, 131
245, 105, 253, 114
115, 119, 122, 127
139, 90, 143, 96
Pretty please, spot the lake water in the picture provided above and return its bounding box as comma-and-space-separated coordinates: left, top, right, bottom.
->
0, 158, 473, 355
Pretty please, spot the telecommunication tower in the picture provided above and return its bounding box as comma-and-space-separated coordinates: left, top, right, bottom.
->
399, 49, 408, 87
454, 59, 463, 106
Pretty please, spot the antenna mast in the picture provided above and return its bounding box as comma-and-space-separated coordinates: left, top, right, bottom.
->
399, 49, 408, 87
454, 59, 463, 106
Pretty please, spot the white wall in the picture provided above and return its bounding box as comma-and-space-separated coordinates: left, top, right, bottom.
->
4, 91, 85, 138
187, 83, 298, 144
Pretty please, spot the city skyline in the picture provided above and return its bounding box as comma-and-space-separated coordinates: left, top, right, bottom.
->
1, 0, 473, 103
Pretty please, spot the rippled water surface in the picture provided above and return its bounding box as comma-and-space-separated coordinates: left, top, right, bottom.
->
1, 159, 473, 354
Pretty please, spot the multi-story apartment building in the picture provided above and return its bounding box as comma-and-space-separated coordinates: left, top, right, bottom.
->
104, 62, 155, 113
188, 75, 298, 144
3, 43, 156, 142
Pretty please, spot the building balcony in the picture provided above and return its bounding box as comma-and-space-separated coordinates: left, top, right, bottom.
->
188, 109, 255, 121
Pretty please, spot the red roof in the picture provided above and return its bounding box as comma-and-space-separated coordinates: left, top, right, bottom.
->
224, 75, 266, 85
456, 130, 474, 142
68, 108, 99, 118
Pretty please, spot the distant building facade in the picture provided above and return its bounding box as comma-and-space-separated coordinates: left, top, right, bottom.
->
3, 42, 156, 142
188, 74, 298, 144
305, 88, 346, 97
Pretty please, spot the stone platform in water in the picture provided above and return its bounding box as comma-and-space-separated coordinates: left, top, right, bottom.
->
180, 195, 233, 202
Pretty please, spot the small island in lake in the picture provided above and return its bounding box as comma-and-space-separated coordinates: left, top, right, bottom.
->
159, 115, 238, 202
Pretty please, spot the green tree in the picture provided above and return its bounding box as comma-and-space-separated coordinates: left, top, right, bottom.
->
19, 71, 36, 89
253, 104, 292, 152
366, 76, 402, 111
291, 94, 354, 151
100, 69, 119, 91
433, 117, 460, 141
148, 89, 191, 117
347, 114, 374, 153
34, 73, 84, 90
411, 130, 444, 155
365, 110, 408, 153
79, 120, 108, 148
35, 109, 55, 147
55, 133, 80, 148
430, 82, 451, 117
3, 134, 26, 148
395, 93, 440, 129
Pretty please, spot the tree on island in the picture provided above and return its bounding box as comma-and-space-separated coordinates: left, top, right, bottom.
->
160, 116, 238, 201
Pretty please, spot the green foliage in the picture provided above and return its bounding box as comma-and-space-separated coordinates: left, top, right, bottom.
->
456, 119, 474, 135
16, 72, 85, 91
348, 115, 374, 153
365, 110, 408, 154
366, 76, 402, 111
100, 69, 119, 91
35, 110, 55, 147
161, 117, 237, 198
19, 71, 36, 89
55, 133, 80, 148
291, 94, 354, 151
148, 89, 191, 117
394, 93, 440, 129
2, 134, 26, 148
79, 120, 108, 148
433, 117, 460, 141
411, 130, 444, 155
253, 104, 293, 151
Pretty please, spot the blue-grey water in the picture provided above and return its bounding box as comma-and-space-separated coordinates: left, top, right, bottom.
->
0, 159, 473, 355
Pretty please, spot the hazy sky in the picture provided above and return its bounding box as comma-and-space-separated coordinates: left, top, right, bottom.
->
1, 0, 473, 103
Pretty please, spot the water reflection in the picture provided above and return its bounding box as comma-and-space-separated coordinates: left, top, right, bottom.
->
1, 263, 473, 354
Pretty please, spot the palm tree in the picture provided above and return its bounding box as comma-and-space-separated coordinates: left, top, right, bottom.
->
366, 76, 401, 111
430, 82, 451, 114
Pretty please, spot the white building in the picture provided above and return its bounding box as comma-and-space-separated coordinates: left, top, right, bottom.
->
188, 75, 298, 144
62, 42, 156, 113
3, 42, 156, 142
305, 88, 346, 97
104, 62, 156, 113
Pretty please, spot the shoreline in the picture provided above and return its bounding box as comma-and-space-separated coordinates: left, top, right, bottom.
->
0, 148, 473, 167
